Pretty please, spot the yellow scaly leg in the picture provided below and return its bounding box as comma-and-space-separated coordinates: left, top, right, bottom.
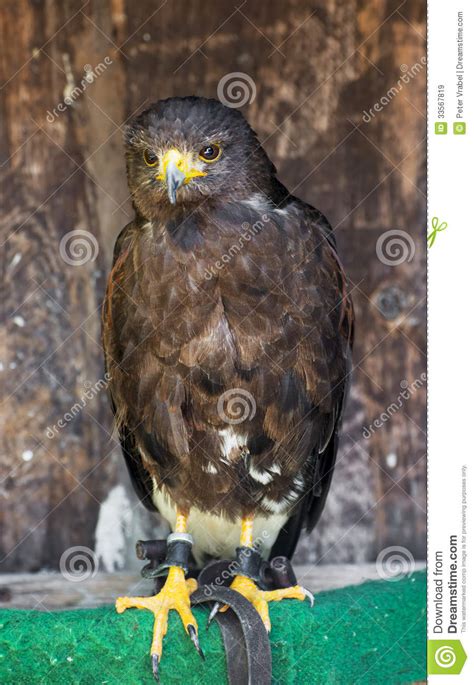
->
221, 514, 313, 631
115, 511, 200, 680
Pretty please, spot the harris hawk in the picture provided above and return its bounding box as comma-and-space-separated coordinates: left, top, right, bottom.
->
102, 96, 353, 678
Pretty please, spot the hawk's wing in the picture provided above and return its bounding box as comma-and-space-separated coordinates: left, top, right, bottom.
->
270, 201, 354, 559
102, 221, 157, 512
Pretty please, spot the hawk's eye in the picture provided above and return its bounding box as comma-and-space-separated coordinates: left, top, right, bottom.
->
143, 149, 159, 166
199, 143, 221, 163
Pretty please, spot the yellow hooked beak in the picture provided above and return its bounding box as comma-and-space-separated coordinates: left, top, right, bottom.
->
155, 149, 206, 204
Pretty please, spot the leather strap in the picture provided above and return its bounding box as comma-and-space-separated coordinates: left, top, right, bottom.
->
137, 537, 193, 579
234, 546, 262, 582
259, 556, 298, 590
191, 586, 272, 685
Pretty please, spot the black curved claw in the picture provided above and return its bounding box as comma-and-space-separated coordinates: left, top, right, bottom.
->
187, 624, 205, 660
207, 601, 220, 629
151, 653, 160, 682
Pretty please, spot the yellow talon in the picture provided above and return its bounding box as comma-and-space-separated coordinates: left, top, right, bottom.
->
115, 511, 202, 679
116, 566, 199, 663
223, 574, 309, 631
218, 514, 313, 631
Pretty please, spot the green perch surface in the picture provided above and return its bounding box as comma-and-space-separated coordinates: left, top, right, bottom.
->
0, 572, 426, 684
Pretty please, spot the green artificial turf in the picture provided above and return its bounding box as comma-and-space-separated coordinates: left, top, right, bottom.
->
0, 572, 426, 684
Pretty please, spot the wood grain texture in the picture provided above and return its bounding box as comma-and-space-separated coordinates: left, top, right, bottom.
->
0, 0, 426, 571
0, 564, 426, 609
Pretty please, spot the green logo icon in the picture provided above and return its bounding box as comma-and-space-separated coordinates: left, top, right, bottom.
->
428, 640, 467, 675
454, 122, 466, 135
428, 217, 448, 248
435, 122, 447, 134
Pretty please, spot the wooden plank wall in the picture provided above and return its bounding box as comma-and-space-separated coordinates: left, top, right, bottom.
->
0, 0, 426, 572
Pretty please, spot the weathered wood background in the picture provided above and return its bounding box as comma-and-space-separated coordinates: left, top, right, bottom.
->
0, 0, 426, 572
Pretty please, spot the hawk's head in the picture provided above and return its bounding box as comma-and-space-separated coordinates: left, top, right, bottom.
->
124, 97, 276, 218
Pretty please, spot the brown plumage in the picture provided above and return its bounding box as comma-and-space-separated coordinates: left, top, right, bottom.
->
102, 97, 353, 563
